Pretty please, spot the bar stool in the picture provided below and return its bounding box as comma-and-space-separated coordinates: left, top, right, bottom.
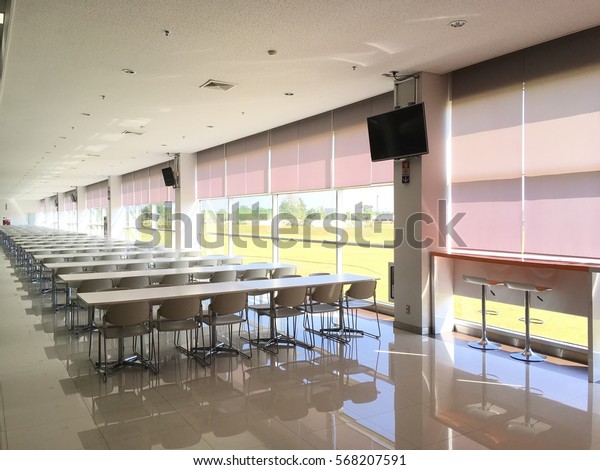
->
463, 275, 503, 350
505, 281, 551, 363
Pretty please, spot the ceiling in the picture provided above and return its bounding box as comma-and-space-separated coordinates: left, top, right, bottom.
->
0, 0, 599, 201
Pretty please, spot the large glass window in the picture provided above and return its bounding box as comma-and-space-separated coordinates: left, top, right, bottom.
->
339, 186, 394, 303
230, 195, 272, 263
197, 185, 395, 306
199, 198, 230, 256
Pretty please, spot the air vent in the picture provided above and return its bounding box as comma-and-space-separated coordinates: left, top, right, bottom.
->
122, 130, 144, 136
199, 79, 238, 92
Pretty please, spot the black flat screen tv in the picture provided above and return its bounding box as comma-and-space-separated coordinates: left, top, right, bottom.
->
162, 167, 177, 187
367, 102, 428, 161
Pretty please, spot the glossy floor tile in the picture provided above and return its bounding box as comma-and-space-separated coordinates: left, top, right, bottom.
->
1, 249, 600, 451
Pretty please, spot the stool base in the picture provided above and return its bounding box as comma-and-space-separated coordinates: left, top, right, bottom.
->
510, 350, 546, 362
468, 339, 501, 351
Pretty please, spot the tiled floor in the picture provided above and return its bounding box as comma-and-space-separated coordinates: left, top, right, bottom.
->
1, 249, 600, 451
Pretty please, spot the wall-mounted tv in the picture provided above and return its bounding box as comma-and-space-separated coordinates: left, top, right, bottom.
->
367, 102, 428, 161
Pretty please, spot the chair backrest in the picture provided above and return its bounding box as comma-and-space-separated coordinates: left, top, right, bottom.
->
126, 262, 149, 271
118, 276, 150, 289
78, 278, 114, 293
101, 254, 122, 260
169, 260, 190, 268
159, 273, 190, 286
105, 301, 150, 327
209, 270, 237, 283
272, 266, 297, 278
274, 286, 308, 308
93, 264, 117, 273
221, 257, 243, 265
183, 251, 203, 257
240, 268, 267, 280
45, 257, 65, 264
73, 255, 93, 262
135, 252, 153, 259
346, 280, 377, 300
158, 297, 201, 321
192, 258, 217, 267
311, 283, 342, 303
56, 266, 84, 275
309, 272, 330, 277
210, 292, 247, 316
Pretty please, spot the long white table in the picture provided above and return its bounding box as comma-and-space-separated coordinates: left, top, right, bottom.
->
79, 273, 374, 362
58, 262, 296, 288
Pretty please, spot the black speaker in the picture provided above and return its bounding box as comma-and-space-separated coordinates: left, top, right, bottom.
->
70, 193, 77, 203
162, 167, 177, 187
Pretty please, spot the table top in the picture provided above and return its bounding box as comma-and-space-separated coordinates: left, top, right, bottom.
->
77, 273, 375, 307
44, 255, 239, 271
431, 251, 600, 272
58, 262, 296, 285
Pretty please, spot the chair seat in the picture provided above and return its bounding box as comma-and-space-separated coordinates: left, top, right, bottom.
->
343, 299, 374, 309
155, 319, 197, 332
204, 313, 245, 327
99, 323, 151, 339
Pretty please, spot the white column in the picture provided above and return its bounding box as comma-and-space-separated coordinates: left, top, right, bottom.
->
393, 72, 449, 334
174, 153, 198, 250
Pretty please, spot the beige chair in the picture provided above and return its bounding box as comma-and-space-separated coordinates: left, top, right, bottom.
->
191, 258, 217, 267
302, 283, 345, 342
93, 264, 117, 273
341, 280, 381, 339
126, 262, 149, 271
256, 285, 313, 353
73, 255, 93, 262
183, 251, 203, 257
221, 257, 243, 265
101, 254, 122, 261
135, 252, 153, 259
154, 297, 202, 371
118, 276, 150, 289
200, 292, 251, 363
54, 266, 84, 317
70, 278, 115, 357
238, 267, 268, 281
272, 266, 297, 279
159, 273, 191, 286
169, 260, 190, 268
209, 270, 237, 283
97, 301, 154, 382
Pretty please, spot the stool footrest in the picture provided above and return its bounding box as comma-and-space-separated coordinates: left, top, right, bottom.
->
478, 309, 499, 316
518, 317, 544, 325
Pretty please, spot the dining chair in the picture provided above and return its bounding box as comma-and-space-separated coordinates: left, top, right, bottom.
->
153, 296, 203, 371
341, 280, 381, 339
97, 301, 154, 382
200, 291, 251, 364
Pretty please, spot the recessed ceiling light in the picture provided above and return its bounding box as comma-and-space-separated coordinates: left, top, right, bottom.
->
121, 68, 135, 74
449, 19, 467, 28
0, 13, 5, 25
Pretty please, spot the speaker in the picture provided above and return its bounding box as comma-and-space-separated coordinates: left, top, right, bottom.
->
70, 193, 77, 203
162, 167, 177, 187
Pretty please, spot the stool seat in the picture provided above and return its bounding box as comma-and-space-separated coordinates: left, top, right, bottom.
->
464, 276, 504, 288
505, 281, 551, 294
505, 281, 551, 363
463, 275, 503, 351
